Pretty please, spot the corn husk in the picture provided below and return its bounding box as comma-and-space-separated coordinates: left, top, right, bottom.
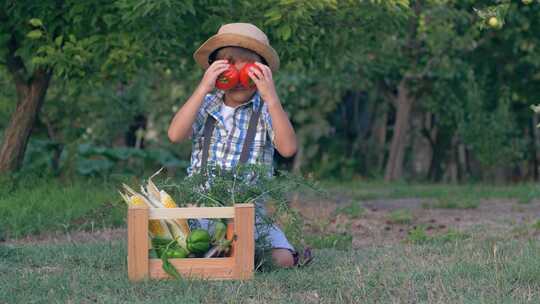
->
119, 168, 191, 249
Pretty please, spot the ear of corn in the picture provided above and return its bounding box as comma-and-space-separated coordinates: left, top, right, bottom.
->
160, 190, 190, 234
120, 168, 191, 250
130, 195, 146, 206
160, 190, 177, 208
119, 188, 149, 208
146, 180, 162, 204
146, 167, 164, 204
149, 219, 172, 239
119, 185, 172, 239
159, 189, 190, 249
140, 185, 161, 208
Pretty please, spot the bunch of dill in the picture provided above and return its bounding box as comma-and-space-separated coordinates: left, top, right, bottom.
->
157, 164, 322, 269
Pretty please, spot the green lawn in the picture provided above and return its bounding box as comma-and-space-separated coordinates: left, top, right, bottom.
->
2, 176, 540, 240
1, 237, 539, 303
1, 176, 540, 303
321, 180, 540, 202
0, 175, 130, 240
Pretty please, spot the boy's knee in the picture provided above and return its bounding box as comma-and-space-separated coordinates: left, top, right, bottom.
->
271, 248, 295, 268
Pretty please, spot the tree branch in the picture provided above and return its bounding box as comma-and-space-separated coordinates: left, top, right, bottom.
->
404, 57, 439, 81
378, 80, 398, 108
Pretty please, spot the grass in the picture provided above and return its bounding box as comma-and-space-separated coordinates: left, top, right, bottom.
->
321, 180, 540, 202
1, 176, 540, 302
1, 237, 539, 303
333, 201, 365, 219
304, 233, 353, 250
422, 196, 480, 209
0, 175, 127, 239
387, 209, 413, 224
406, 226, 470, 244
3, 175, 539, 240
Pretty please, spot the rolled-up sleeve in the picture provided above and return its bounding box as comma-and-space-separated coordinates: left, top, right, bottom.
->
192, 94, 212, 138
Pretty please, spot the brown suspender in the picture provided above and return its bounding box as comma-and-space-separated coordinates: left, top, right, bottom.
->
239, 105, 262, 164
200, 105, 262, 171
200, 115, 215, 171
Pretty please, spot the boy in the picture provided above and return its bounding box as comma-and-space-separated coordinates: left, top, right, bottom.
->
168, 23, 302, 267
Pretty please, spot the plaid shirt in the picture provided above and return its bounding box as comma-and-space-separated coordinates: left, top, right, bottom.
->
187, 90, 275, 175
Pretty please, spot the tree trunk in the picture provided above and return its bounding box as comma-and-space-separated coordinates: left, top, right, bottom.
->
384, 80, 413, 182
533, 114, 540, 181
0, 69, 52, 173
41, 113, 64, 175
372, 109, 388, 172
443, 134, 459, 184
457, 142, 467, 181
410, 111, 434, 179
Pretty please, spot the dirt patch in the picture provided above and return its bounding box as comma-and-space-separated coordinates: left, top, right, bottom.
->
363, 198, 427, 211
4, 197, 540, 247
294, 197, 540, 248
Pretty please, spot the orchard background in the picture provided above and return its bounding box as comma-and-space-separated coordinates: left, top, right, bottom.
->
1, 1, 540, 303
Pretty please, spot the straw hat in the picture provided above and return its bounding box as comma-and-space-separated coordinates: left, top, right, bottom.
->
193, 23, 280, 72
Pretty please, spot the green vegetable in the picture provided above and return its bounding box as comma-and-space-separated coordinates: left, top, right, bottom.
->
165, 247, 189, 259
212, 221, 227, 242
205, 220, 233, 258
151, 237, 191, 258
160, 240, 183, 279
161, 254, 182, 279
187, 229, 211, 254
152, 237, 174, 247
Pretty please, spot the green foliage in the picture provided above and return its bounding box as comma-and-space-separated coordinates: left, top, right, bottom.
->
406, 226, 430, 244
0, 175, 124, 239
333, 201, 365, 219
0, 1, 202, 80
432, 229, 470, 243
457, 77, 523, 170
516, 189, 540, 204
2, 0, 540, 182
304, 232, 353, 250
19, 139, 188, 176
154, 164, 321, 261
406, 226, 470, 245
387, 209, 414, 224
424, 196, 480, 209
76, 143, 188, 176
160, 164, 321, 207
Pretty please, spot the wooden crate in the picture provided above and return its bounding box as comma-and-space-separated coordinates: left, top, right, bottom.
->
127, 203, 254, 281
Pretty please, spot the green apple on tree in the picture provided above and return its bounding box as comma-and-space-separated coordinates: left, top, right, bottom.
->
488, 17, 501, 29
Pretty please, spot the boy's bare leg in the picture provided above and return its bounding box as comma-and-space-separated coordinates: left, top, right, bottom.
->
272, 248, 295, 268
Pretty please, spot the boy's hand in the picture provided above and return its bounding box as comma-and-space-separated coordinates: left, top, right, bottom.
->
248, 62, 279, 104
199, 60, 231, 93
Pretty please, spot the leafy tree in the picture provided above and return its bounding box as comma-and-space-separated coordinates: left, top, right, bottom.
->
0, 1, 199, 173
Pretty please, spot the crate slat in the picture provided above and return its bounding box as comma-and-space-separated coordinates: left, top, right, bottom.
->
149, 207, 235, 219
232, 204, 254, 279
128, 205, 149, 281
149, 258, 235, 280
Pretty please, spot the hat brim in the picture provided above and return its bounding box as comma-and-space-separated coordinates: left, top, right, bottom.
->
193, 33, 280, 72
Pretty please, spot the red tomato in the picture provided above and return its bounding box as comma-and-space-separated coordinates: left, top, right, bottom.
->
239, 63, 262, 89
215, 64, 239, 90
